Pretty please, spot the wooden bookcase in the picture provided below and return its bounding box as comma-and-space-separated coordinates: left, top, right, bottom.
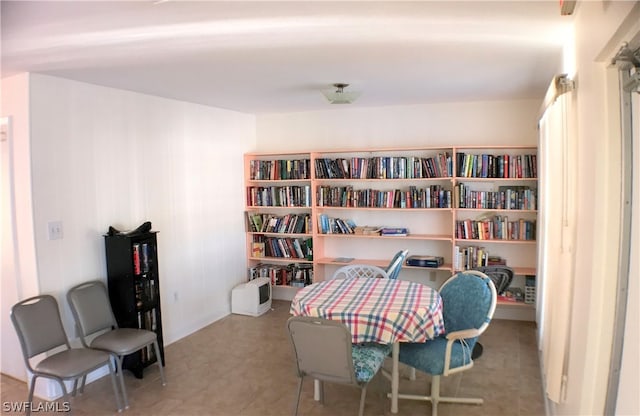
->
104, 230, 165, 378
244, 146, 538, 317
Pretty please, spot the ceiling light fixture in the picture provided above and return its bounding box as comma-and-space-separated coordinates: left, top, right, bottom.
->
322, 83, 361, 104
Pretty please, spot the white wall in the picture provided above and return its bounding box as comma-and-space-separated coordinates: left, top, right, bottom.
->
257, 99, 539, 152
1, 74, 256, 394
1, 73, 40, 380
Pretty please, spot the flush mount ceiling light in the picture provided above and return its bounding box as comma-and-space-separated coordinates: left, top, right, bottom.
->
321, 83, 361, 104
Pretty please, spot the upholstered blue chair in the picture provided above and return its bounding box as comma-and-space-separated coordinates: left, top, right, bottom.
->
385, 249, 409, 279
397, 270, 497, 416
287, 316, 391, 416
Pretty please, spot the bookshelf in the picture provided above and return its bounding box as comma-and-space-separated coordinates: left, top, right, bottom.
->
244, 146, 538, 318
104, 230, 165, 378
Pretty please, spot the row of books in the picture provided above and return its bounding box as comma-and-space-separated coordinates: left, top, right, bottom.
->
246, 185, 312, 207
314, 154, 453, 179
249, 263, 314, 286
454, 246, 506, 271
316, 185, 452, 208
137, 308, 158, 333
251, 236, 312, 259
455, 185, 537, 210
246, 212, 311, 234
132, 242, 153, 275
456, 153, 537, 179
317, 214, 356, 234
455, 217, 536, 241
134, 276, 157, 310
249, 158, 311, 180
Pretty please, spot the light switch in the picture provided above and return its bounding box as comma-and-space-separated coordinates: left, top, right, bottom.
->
47, 221, 63, 240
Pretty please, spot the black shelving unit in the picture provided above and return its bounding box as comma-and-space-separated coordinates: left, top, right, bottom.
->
104, 230, 165, 379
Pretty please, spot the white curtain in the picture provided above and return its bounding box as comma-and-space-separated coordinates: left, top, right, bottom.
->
537, 87, 577, 404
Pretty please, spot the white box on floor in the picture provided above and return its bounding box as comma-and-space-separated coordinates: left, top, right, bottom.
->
231, 277, 272, 316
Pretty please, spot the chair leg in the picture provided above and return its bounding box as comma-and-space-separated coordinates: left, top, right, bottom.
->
430, 375, 440, 416
26, 375, 37, 416
55, 379, 70, 416
115, 355, 129, 409
107, 359, 123, 412
79, 375, 87, 394
152, 340, 167, 386
293, 377, 303, 416
358, 385, 368, 416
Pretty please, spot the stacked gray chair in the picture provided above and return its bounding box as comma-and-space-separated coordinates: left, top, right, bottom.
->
67, 280, 166, 409
10, 295, 122, 415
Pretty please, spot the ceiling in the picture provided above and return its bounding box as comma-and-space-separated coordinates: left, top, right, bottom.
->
1, 1, 572, 114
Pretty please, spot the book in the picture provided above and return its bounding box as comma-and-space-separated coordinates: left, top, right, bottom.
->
380, 227, 408, 236
251, 242, 265, 257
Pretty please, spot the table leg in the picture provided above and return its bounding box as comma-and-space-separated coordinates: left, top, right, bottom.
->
392, 342, 399, 413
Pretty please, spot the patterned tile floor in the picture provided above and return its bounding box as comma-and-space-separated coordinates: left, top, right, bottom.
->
1, 300, 546, 415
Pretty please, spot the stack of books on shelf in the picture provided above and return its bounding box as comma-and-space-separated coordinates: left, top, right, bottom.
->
249, 158, 311, 180
246, 212, 311, 234
249, 263, 313, 287
454, 246, 505, 271
456, 153, 537, 178
316, 185, 452, 208
317, 214, 356, 234
252, 236, 310, 259
455, 184, 537, 210
314, 154, 453, 179
455, 217, 536, 241
246, 185, 312, 207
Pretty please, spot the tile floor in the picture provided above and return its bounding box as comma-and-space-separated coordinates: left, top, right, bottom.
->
1, 300, 546, 415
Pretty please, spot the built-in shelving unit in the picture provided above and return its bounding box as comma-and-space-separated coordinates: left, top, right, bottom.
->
244, 147, 538, 318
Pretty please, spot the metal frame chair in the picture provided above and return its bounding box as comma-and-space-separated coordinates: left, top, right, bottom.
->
67, 280, 166, 409
397, 270, 497, 416
287, 316, 390, 416
10, 295, 123, 415
331, 264, 390, 279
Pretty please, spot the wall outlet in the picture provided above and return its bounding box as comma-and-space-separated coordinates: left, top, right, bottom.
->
47, 221, 63, 240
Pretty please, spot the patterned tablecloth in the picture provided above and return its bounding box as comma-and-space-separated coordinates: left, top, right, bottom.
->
290, 277, 445, 344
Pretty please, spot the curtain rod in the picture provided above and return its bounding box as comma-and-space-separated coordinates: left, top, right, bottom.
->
538, 74, 575, 120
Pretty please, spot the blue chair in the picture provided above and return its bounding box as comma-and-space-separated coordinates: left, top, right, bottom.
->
397, 270, 497, 416
385, 249, 409, 279
287, 316, 391, 416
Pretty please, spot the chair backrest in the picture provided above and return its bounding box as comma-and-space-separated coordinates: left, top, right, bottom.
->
439, 270, 497, 344
10, 295, 70, 365
331, 264, 390, 280
67, 280, 118, 339
287, 316, 357, 386
473, 266, 513, 295
385, 249, 409, 279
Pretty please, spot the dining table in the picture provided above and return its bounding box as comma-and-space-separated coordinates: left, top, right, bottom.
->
290, 276, 445, 414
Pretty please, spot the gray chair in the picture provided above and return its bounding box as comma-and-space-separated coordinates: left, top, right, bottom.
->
10, 295, 122, 415
397, 270, 497, 416
287, 316, 391, 416
385, 249, 409, 279
331, 264, 390, 279
67, 280, 166, 409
